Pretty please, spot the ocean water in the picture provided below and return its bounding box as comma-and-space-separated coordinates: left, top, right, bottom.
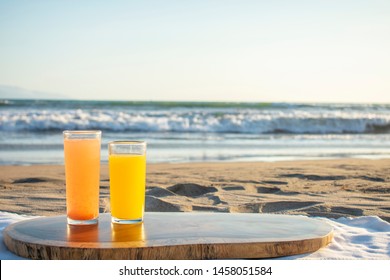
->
1, 99, 390, 165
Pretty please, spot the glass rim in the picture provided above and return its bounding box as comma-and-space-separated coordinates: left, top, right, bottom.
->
63, 130, 101, 140
108, 140, 146, 146
63, 130, 102, 135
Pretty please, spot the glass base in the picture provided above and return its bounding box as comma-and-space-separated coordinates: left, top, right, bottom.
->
67, 217, 98, 225
111, 216, 143, 224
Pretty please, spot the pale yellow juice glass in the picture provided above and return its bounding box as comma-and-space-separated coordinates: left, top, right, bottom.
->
109, 141, 146, 224
63, 130, 101, 225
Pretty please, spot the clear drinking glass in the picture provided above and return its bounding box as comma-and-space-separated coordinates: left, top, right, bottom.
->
108, 141, 146, 224
63, 130, 101, 225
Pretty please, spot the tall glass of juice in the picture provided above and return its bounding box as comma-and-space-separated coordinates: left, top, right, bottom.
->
109, 141, 146, 224
63, 130, 101, 225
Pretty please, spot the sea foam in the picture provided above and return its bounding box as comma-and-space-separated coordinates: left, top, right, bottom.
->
1, 107, 390, 134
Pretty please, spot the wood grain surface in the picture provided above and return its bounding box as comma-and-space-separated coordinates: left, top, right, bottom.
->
3, 212, 333, 259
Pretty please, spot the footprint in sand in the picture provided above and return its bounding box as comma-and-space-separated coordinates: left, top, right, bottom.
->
362, 187, 390, 194
331, 206, 364, 216
279, 174, 347, 181
12, 177, 64, 185
206, 195, 228, 205
146, 187, 177, 197
229, 203, 262, 213
261, 180, 288, 185
222, 185, 246, 191
256, 186, 300, 196
13, 177, 48, 184
257, 186, 281, 194
167, 183, 217, 197
192, 205, 229, 212
145, 196, 191, 212
358, 176, 385, 182
262, 201, 322, 213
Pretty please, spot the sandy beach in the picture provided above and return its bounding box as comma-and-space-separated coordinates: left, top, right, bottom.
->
0, 158, 389, 222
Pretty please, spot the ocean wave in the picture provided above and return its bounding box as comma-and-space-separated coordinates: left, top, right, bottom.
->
1, 108, 390, 134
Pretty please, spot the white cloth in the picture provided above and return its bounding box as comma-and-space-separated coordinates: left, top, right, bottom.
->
282, 216, 390, 259
1, 211, 389, 260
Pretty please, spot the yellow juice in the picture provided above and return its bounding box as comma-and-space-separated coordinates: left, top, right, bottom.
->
109, 154, 146, 220
64, 138, 100, 221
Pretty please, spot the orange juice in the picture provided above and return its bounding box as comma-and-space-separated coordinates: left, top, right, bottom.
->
109, 153, 146, 222
64, 131, 101, 224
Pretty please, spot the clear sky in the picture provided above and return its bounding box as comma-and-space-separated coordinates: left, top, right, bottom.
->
0, 0, 389, 103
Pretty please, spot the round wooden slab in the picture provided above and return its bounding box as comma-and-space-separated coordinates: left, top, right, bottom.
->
3, 212, 333, 260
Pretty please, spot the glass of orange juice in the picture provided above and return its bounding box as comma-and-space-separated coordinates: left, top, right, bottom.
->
63, 130, 101, 225
108, 141, 146, 224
